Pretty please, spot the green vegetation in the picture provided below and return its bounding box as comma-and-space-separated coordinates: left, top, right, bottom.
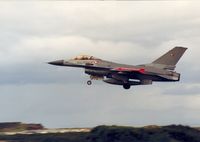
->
88, 125, 200, 142
0, 125, 200, 142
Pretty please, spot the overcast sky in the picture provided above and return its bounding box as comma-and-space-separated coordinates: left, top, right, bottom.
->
0, 1, 200, 128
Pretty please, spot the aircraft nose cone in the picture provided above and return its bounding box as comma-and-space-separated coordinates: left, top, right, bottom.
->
48, 60, 64, 66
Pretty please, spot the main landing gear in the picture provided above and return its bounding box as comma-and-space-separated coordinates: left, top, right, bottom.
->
123, 84, 131, 89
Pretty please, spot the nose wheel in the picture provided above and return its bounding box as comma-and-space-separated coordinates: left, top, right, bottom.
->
87, 80, 92, 85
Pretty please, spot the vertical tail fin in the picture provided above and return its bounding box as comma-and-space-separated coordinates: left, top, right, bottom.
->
152, 47, 187, 70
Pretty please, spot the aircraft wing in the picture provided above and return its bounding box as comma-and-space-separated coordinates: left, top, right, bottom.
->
85, 65, 145, 74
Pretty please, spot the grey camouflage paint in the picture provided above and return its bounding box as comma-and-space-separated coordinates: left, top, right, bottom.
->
49, 47, 187, 89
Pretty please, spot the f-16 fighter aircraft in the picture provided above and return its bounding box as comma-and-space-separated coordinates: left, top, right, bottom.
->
48, 47, 187, 89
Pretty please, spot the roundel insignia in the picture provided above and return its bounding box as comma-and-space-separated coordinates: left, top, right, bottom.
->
93, 61, 98, 64
91, 60, 98, 64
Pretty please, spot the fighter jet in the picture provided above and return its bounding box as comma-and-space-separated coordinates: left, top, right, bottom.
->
48, 47, 187, 89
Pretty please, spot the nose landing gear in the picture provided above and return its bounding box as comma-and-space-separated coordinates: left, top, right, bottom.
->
86, 75, 104, 85
87, 80, 92, 85
123, 84, 131, 89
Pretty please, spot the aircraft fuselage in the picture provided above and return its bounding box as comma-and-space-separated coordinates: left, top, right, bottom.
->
49, 47, 186, 89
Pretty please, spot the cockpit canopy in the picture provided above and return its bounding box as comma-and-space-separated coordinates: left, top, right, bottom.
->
73, 55, 99, 60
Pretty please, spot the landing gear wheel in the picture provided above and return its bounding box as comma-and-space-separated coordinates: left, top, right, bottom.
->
87, 80, 92, 85
123, 84, 131, 89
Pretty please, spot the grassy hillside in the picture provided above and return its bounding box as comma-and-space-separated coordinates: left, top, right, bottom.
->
88, 125, 200, 142
0, 125, 200, 142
